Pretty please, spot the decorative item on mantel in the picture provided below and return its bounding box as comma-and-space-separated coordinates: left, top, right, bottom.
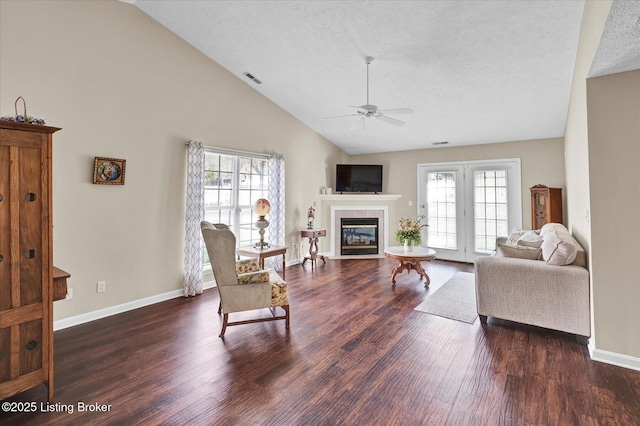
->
254, 198, 271, 249
307, 206, 315, 229
0, 96, 46, 125
395, 215, 427, 252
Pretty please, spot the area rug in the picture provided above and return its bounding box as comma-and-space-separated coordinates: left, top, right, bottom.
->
414, 272, 478, 324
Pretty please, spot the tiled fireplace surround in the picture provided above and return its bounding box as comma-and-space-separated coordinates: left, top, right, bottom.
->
318, 194, 401, 259
330, 206, 389, 259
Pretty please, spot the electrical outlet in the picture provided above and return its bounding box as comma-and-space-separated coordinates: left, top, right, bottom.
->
97, 281, 106, 293
66, 288, 73, 300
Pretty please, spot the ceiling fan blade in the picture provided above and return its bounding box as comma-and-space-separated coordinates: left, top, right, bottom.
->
349, 117, 366, 130
377, 108, 414, 115
322, 114, 360, 120
376, 115, 405, 126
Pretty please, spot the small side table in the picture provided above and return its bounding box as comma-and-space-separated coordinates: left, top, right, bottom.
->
301, 228, 327, 270
236, 245, 287, 280
383, 246, 437, 286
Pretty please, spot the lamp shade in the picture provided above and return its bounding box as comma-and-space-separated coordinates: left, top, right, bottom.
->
253, 198, 271, 216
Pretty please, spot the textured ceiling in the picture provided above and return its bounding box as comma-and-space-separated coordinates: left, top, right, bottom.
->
129, 1, 634, 155
589, 0, 640, 78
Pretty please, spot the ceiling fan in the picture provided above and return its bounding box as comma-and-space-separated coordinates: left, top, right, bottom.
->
323, 56, 413, 129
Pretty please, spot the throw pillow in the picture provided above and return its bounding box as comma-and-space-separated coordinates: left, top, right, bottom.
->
541, 231, 578, 265
540, 222, 562, 237
517, 230, 544, 248
496, 244, 542, 260
505, 228, 527, 246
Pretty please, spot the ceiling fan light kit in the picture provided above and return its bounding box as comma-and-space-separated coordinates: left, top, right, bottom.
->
323, 56, 413, 128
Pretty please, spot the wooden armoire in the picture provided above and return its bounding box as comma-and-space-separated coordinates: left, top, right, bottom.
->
0, 120, 60, 402
530, 185, 563, 229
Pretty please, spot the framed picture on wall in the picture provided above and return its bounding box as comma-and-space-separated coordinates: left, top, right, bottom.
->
93, 157, 126, 185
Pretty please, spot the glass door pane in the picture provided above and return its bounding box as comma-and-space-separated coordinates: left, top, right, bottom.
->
426, 171, 457, 250
474, 170, 509, 253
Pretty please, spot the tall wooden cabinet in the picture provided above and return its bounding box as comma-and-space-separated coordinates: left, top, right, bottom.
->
530, 185, 562, 229
0, 120, 60, 402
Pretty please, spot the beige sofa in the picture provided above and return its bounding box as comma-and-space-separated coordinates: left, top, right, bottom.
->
475, 223, 590, 342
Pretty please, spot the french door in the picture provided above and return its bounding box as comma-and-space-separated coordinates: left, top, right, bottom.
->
417, 159, 521, 262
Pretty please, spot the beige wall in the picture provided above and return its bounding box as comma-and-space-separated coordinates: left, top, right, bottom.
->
349, 138, 566, 228
564, 0, 611, 250
565, 0, 640, 361
0, 1, 345, 320
587, 69, 640, 358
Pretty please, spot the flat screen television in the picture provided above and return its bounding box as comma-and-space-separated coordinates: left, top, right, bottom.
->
336, 164, 383, 193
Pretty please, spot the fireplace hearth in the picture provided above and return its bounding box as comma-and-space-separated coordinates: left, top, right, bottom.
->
341, 218, 379, 255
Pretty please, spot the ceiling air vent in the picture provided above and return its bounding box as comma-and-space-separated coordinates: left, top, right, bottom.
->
432, 141, 449, 146
243, 71, 262, 85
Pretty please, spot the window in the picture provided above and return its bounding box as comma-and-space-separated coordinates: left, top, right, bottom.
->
203, 149, 269, 265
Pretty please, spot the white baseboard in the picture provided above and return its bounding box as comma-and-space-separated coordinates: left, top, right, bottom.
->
590, 347, 640, 372
53, 280, 216, 331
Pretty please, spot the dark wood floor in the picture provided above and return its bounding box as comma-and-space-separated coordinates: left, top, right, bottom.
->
2, 258, 640, 425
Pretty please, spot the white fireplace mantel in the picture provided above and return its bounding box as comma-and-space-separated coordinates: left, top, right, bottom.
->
319, 194, 401, 202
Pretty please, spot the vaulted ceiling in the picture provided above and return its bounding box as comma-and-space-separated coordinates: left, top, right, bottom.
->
130, 0, 640, 155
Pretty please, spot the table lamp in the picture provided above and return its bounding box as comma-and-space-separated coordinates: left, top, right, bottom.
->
254, 198, 271, 249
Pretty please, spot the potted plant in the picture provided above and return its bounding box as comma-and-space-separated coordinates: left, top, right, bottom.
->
395, 215, 427, 251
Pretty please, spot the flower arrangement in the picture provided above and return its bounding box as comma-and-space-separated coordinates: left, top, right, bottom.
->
395, 215, 427, 246
0, 114, 46, 125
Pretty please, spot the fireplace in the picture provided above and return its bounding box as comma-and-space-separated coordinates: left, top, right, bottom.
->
341, 218, 379, 255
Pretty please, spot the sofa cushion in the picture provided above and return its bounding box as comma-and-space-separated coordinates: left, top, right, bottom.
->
540, 222, 563, 237
517, 230, 544, 248
505, 228, 527, 246
496, 244, 542, 260
541, 230, 578, 265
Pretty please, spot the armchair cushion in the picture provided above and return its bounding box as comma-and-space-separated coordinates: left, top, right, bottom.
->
236, 258, 261, 274
268, 269, 289, 306
237, 270, 270, 284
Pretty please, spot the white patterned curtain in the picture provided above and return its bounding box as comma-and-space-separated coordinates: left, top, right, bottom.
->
268, 153, 285, 271
183, 140, 205, 297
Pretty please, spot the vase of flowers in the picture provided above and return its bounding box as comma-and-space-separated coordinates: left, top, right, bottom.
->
396, 215, 427, 251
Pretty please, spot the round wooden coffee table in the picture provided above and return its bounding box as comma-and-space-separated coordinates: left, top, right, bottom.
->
384, 246, 437, 286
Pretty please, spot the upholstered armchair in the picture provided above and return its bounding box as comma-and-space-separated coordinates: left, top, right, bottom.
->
201, 221, 290, 337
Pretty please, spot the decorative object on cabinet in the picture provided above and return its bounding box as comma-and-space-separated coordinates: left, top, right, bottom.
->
530, 185, 562, 229
0, 96, 46, 125
0, 120, 61, 402
93, 157, 126, 185
253, 198, 271, 249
